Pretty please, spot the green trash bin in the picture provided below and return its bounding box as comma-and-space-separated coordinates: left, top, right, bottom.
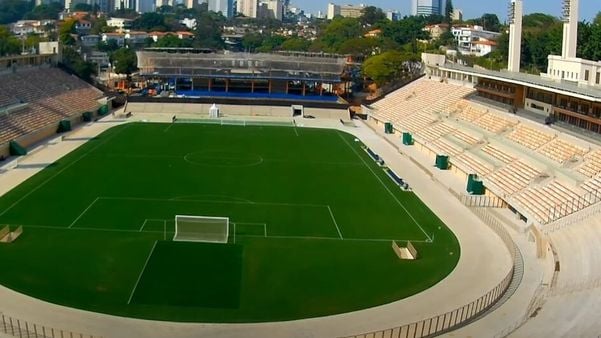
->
435, 154, 449, 170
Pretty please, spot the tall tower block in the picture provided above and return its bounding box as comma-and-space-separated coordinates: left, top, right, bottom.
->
561, 0, 579, 59
507, 0, 523, 73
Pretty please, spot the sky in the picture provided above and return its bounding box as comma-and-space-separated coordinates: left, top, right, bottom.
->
300, 0, 600, 22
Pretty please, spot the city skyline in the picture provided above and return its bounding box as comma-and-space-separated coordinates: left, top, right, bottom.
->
303, 0, 599, 21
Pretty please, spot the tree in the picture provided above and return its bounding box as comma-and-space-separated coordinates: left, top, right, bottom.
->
256, 35, 286, 52
0, 26, 21, 56
153, 34, 192, 48
72, 3, 93, 11
280, 37, 311, 51
97, 40, 120, 52
362, 51, 419, 86
111, 48, 137, 75
444, 0, 453, 26
90, 17, 114, 35
133, 12, 167, 31
338, 37, 378, 55
241, 32, 263, 52
317, 17, 363, 53
581, 19, 601, 61
360, 6, 386, 26
24, 2, 64, 20
379, 16, 429, 53
480, 13, 500, 32
61, 47, 97, 80
0, 0, 33, 25
193, 11, 225, 49
59, 19, 77, 46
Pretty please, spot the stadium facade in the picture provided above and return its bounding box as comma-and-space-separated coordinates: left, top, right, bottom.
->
135, 49, 352, 102
424, 0, 601, 134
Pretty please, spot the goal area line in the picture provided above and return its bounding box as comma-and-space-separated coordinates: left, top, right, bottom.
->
14, 223, 433, 244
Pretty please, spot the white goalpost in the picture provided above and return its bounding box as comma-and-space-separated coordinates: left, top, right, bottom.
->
174, 215, 229, 243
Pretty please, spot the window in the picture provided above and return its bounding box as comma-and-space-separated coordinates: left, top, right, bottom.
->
596, 72, 600, 84
585, 70, 590, 81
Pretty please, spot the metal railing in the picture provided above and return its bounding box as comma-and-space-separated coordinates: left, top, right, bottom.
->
0, 313, 101, 338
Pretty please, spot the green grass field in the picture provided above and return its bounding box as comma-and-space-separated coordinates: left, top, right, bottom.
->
0, 122, 460, 322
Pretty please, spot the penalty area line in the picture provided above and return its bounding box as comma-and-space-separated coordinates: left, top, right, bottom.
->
69, 197, 100, 228
327, 205, 343, 239
127, 240, 157, 305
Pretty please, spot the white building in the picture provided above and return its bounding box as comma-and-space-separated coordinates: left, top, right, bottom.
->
411, 0, 443, 16
180, 18, 197, 29
101, 32, 126, 46
326, 3, 365, 20
452, 25, 501, 56
452, 8, 463, 21
11, 20, 56, 36
542, 0, 601, 87
155, 0, 174, 8
208, 0, 234, 18
237, 0, 258, 18
386, 10, 400, 21
106, 17, 133, 30
264, 0, 283, 20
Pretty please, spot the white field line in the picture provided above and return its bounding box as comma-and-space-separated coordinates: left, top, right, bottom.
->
140, 219, 168, 232
163, 123, 174, 133
98, 196, 328, 209
327, 205, 343, 239
15, 223, 434, 243
127, 240, 158, 305
139, 219, 148, 232
0, 124, 130, 218
231, 222, 268, 238
69, 197, 100, 228
336, 131, 433, 242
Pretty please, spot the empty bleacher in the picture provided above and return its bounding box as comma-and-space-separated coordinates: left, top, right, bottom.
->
578, 150, 601, 178
481, 144, 515, 164
451, 152, 495, 176
0, 67, 103, 145
369, 77, 601, 227
538, 139, 588, 164
452, 100, 487, 122
513, 181, 583, 223
486, 160, 541, 195
472, 112, 517, 134
506, 124, 555, 150
369, 78, 475, 124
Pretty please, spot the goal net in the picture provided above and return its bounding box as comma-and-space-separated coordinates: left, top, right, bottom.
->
174, 215, 229, 243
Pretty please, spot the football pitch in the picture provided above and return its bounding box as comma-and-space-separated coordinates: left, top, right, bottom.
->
0, 122, 460, 322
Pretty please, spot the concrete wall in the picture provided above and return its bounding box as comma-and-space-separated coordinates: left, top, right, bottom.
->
126, 102, 350, 120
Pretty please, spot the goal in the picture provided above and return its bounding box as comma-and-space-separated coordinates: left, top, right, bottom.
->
174, 215, 229, 243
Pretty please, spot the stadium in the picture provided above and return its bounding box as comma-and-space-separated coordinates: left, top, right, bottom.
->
0, 0, 600, 337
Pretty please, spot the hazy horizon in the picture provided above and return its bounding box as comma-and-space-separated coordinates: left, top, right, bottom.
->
298, 0, 599, 22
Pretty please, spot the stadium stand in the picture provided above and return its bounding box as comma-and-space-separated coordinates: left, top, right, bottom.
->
537, 139, 588, 164
505, 124, 555, 150
367, 77, 601, 227
0, 67, 103, 146
512, 181, 583, 223
578, 150, 601, 178
486, 160, 541, 196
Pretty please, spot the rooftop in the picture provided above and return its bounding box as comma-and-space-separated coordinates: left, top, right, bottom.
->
439, 63, 601, 102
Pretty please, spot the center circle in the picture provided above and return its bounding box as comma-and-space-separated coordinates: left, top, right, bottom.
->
184, 150, 264, 167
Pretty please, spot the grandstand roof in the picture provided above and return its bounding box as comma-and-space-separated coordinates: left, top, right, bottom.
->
136, 51, 347, 82
440, 63, 601, 102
